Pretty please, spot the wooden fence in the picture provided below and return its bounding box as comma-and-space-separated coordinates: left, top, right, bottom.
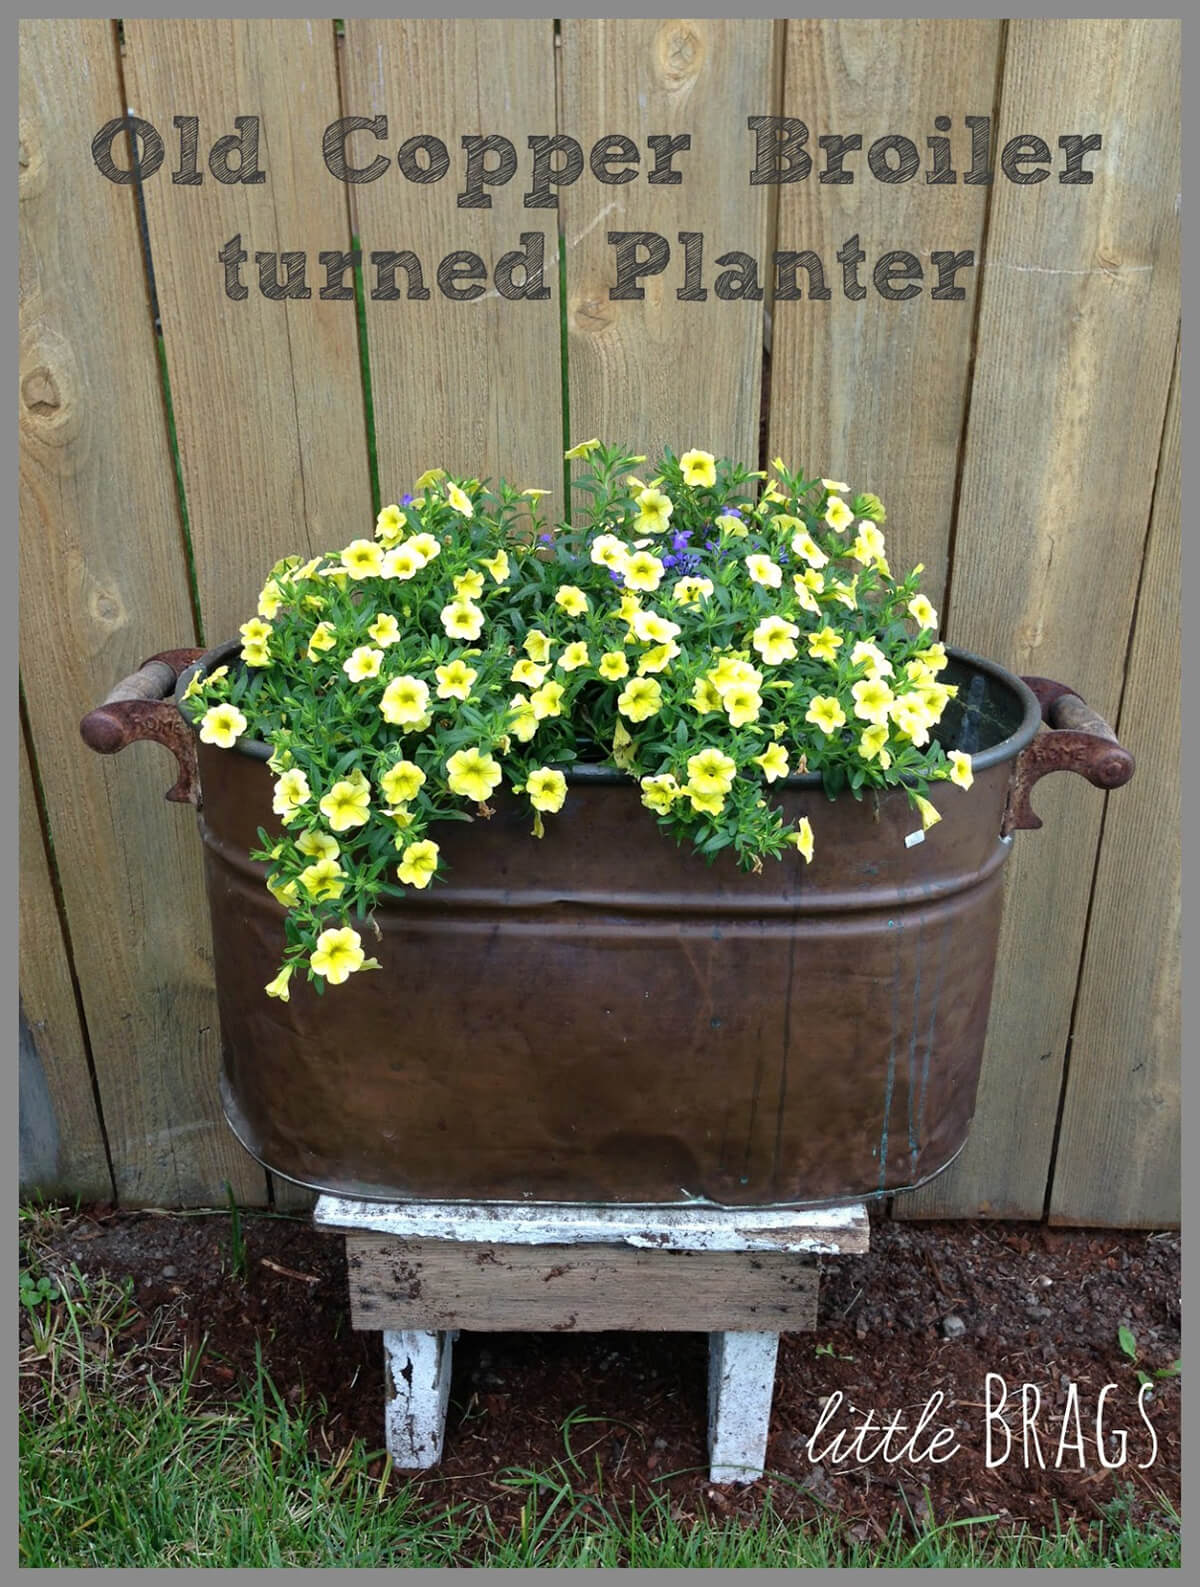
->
19, 18, 1180, 1223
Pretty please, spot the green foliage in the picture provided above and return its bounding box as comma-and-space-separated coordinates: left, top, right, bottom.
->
180, 443, 976, 997
1117, 1325, 1181, 1389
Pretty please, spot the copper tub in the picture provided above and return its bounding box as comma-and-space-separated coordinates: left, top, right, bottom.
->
82, 643, 1132, 1207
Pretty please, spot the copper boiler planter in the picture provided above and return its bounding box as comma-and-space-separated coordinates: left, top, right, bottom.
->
82, 643, 1133, 1209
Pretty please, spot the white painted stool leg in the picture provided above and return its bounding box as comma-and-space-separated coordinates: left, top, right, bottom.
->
707, 1331, 780, 1484
382, 1329, 453, 1469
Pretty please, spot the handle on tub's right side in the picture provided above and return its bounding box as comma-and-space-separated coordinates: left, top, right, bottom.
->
80, 648, 206, 805
1001, 676, 1135, 836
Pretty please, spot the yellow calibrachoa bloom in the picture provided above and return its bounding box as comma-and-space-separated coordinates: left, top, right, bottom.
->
616, 676, 663, 722
446, 746, 502, 803
413, 467, 446, 491
824, 495, 855, 532
948, 750, 974, 790
526, 767, 568, 812
850, 639, 893, 679
297, 828, 339, 861
754, 742, 790, 782
808, 626, 844, 664
382, 544, 428, 581
613, 593, 642, 626
310, 926, 368, 985
637, 641, 679, 675
480, 549, 510, 582
523, 629, 553, 663
851, 677, 895, 727
890, 693, 934, 746
686, 747, 736, 795
708, 656, 762, 697
716, 513, 748, 537
829, 578, 859, 611
368, 613, 401, 647
673, 575, 713, 605
407, 532, 442, 563
634, 488, 674, 535
555, 584, 589, 616
258, 580, 284, 620
684, 784, 725, 816
511, 658, 548, 687
299, 856, 346, 903
342, 539, 386, 579
306, 621, 337, 661
397, 838, 440, 889
558, 641, 591, 673
590, 534, 628, 571
751, 615, 799, 665
375, 503, 405, 546
529, 680, 566, 718
722, 684, 762, 727
689, 675, 723, 714
806, 695, 847, 735
199, 704, 248, 748
623, 551, 665, 592
564, 437, 601, 459
790, 530, 828, 568
272, 768, 312, 820
446, 482, 474, 518
319, 778, 371, 831
598, 651, 629, 681
343, 645, 384, 682
266, 873, 299, 908
379, 674, 430, 725
630, 610, 680, 645
454, 570, 485, 601
913, 794, 942, 830
239, 617, 273, 668
507, 694, 540, 742
440, 599, 484, 641
858, 723, 892, 770
679, 449, 717, 488
380, 759, 426, 805
264, 965, 293, 1001
850, 522, 887, 568
746, 554, 783, 589
790, 816, 815, 863
435, 659, 478, 700
916, 641, 949, 671
908, 594, 938, 630
640, 773, 680, 814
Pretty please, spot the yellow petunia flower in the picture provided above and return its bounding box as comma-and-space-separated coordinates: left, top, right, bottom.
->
680, 449, 717, 489
512, 658, 548, 688
341, 539, 386, 579
908, 594, 938, 630
529, 680, 566, 719
435, 658, 478, 700
272, 768, 312, 820
446, 482, 474, 518
637, 641, 679, 676
673, 575, 714, 606
379, 675, 430, 726
264, 965, 293, 1002
266, 873, 299, 908
558, 641, 591, 673
199, 704, 248, 749
454, 570, 485, 601
640, 773, 681, 814
806, 695, 847, 735
380, 759, 426, 805
850, 640, 893, 679
789, 816, 815, 863
684, 784, 726, 816
686, 747, 736, 796
343, 646, 384, 682
808, 626, 844, 664
397, 838, 440, 889
413, 468, 446, 491
616, 676, 663, 722
598, 651, 630, 681
722, 685, 762, 728
751, 615, 799, 665
307, 621, 337, 660
563, 438, 601, 460
258, 580, 284, 620
851, 677, 895, 727
299, 856, 346, 903
407, 533, 442, 563
523, 629, 553, 664
746, 554, 783, 589
790, 530, 828, 569
689, 675, 723, 715
309, 926, 368, 985
480, 549, 511, 583
948, 750, 974, 790
440, 599, 484, 641
913, 794, 942, 830
446, 746, 502, 803
633, 488, 674, 536
590, 534, 628, 572
368, 613, 401, 647
824, 495, 855, 533
754, 742, 790, 782
319, 778, 371, 832
375, 503, 406, 546
526, 767, 568, 813
623, 550, 666, 592
555, 584, 589, 616
381, 544, 427, 581
297, 828, 339, 861
822, 478, 850, 493
716, 513, 748, 538
858, 723, 892, 770
507, 694, 540, 742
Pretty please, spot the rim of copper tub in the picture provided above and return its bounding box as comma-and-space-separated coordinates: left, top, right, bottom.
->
174, 638, 1044, 783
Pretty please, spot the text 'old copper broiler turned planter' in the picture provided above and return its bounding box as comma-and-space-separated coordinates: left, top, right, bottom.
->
82, 643, 1133, 1208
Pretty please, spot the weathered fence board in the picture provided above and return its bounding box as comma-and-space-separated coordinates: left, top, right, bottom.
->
1048, 351, 1180, 1228
559, 17, 776, 468
18, 18, 266, 1206
19, 732, 112, 1202
341, 19, 564, 519
768, 18, 1002, 610
897, 17, 1180, 1220
124, 18, 373, 642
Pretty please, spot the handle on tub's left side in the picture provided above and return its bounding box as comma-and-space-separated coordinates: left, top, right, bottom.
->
80, 648, 206, 805
1001, 676, 1135, 836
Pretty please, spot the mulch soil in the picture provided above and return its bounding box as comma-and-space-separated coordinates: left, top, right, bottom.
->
21, 1203, 1180, 1544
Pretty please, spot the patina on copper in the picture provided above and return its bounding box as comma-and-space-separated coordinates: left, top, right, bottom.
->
81, 645, 1131, 1208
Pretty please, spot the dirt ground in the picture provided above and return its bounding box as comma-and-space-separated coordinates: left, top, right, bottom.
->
21, 1202, 1180, 1542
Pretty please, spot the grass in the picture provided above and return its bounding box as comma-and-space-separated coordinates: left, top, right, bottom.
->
18, 1206, 1182, 1569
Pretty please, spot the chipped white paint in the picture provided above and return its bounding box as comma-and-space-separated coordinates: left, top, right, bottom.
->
707, 1331, 781, 1484
315, 1195, 868, 1255
382, 1329, 453, 1469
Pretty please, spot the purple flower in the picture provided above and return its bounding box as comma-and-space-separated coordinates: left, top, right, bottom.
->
608, 568, 625, 585
401, 493, 414, 506
539, 532, 554, 544
670, 529, 694, 554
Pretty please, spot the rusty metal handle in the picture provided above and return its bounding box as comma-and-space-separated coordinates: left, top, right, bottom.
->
1001, 675, 1135, 836
80, 648, 206, 805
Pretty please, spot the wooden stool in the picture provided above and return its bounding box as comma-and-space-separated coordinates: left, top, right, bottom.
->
315, 1196, 868, 1485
